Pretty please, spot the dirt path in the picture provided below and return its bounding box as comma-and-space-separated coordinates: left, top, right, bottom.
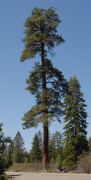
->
7, 172, 91, 180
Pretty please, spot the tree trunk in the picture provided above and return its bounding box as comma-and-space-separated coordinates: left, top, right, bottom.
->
43, 121, 49, 170
41, 42, 49, 170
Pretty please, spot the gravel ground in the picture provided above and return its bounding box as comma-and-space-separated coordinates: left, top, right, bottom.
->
7, 172, 91, 180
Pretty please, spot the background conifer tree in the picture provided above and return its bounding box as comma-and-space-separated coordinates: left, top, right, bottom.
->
0, 123, 6, 174
13, 131, 25, 163
63, 76, 88, 170
30, 131, 42, 163
0, 123, 11, 178
4, 138, 13, 168
49, 131, 63, 168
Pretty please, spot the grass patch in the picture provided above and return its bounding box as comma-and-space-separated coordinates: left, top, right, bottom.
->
8, 163, 59, 172
8, 163, 43, 172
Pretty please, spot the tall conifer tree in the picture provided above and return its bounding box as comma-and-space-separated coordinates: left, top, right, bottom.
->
20, 7, 67, 169
63, 76, 88, 170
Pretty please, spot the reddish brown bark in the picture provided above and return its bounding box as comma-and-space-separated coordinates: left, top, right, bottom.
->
41, 41, 49, 170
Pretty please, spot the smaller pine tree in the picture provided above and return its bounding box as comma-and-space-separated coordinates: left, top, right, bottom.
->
30, 132, 42, 163
13, 131, 25, 163
49, 131, 63, 168
63, 76, 88, 170
4, 138, 13, 168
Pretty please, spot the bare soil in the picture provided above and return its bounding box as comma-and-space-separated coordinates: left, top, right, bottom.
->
7, 172, 91, 180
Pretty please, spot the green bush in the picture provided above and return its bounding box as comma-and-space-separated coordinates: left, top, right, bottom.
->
0, 156, 5, 174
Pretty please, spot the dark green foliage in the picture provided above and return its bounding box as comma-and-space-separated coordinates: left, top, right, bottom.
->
0, 157, 5, 174
22, 60, 67, 128
63, 76, 88, 170
23, 151, 31, 163
0, 123, 12, 175
49, 131, 63, 169
20, 7, 64, 61
22, 59, 66, 170
0, 123, 6, 174
0, 123, 5, 154
13, 131, 25, 163
4, 138, 13, 168
30, 131, 42, 163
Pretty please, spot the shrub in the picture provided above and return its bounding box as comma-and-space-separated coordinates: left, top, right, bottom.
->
78, 154, 91, 173
0, 156, 5, 174
0, 174, 8, 180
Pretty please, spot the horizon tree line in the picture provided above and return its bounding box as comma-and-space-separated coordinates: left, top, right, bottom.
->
0, 120, 90, 172
1, 76, 87, 171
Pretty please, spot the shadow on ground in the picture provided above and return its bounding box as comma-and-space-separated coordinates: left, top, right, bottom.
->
8, 174, 22, 179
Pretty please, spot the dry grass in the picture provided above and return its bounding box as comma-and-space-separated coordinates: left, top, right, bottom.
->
78, 154, 91, 173
8, 163, 58, 173
8, 163, 42, 172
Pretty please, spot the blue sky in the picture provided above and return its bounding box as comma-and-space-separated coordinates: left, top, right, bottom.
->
0, 0, 91, 150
